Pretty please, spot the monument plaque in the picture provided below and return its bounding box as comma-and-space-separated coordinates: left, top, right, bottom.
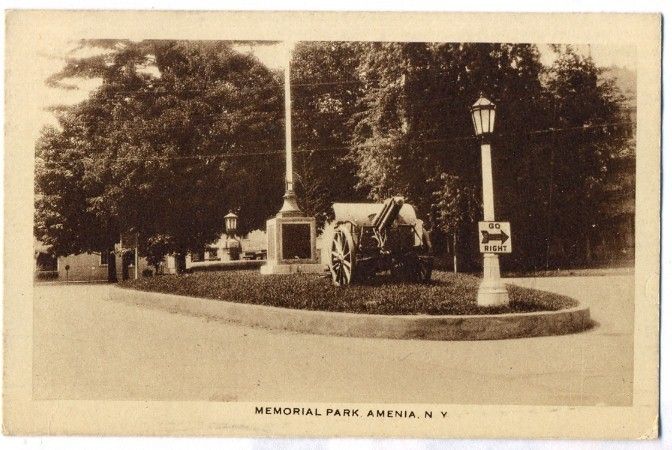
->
281, 223, 312, 260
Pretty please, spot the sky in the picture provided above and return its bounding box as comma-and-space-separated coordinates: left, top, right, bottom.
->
538, 43, 637, 69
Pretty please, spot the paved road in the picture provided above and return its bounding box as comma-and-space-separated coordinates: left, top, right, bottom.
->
33, 275, 633, 405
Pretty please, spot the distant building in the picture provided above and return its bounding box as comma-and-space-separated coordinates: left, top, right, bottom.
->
35, 229, 269, 280
35, 238, 152, 282
56, 250, 152, 282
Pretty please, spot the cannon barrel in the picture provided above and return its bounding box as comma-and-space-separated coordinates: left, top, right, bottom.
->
371, 196, 404, 234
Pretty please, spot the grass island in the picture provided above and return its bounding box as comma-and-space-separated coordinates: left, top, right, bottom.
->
120, 270, 578, 316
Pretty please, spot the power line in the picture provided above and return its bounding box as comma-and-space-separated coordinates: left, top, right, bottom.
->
293, 79, 361, 87
35, 120, 633, 167
59, 78, 365, 98
53, 88, 634, 135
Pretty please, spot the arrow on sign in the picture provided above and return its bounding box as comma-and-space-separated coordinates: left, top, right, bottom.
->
481, 230, 509, 244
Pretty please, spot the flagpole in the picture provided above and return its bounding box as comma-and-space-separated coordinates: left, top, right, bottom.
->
278, 41, 300, 216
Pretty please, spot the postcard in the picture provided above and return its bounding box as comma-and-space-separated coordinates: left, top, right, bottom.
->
3, 10, 660, 439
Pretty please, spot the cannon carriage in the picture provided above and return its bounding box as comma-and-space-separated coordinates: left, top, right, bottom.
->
328, 197, 433, 286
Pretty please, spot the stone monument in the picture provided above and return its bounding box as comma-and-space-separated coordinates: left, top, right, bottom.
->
260, 42, 323, 275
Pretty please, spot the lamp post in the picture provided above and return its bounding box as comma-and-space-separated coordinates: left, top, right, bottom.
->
225, 211, 241, 260
471, 94, 509, 307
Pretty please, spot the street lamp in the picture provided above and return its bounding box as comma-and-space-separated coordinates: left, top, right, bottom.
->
471, 94, 509, 307
224, 212, 238, 237
224, 211, 241, 260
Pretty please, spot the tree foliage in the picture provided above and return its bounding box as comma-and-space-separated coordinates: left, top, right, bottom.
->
537, 46, 632, 266
350, 43, 551, 268
290, 41, 368, 227
35, 40, 284, 267
36, 40, 634, 273
348, 43, 632, 269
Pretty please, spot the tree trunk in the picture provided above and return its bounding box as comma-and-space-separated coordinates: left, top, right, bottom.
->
452, 233, 458, 273
585, 232, 592, 265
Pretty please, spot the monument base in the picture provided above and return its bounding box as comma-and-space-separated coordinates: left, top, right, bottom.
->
260, 215, 324, 276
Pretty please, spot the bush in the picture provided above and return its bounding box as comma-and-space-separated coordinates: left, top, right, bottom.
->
35, 270, 58, 281
142, 268, 154, 277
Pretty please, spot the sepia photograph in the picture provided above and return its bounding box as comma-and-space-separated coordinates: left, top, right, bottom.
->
3, 10, 661, 439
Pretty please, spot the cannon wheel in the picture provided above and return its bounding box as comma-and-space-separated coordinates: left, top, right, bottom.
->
330, 226, 356, 286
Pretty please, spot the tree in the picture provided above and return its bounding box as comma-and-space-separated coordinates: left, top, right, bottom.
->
346, 42, 632, 271
36, 40, 634, 275
290, 41, 368, 228
542, 46, 630, 266
350, 42, 549, 269
35, 119, 118, 257
35, 40, 284, 272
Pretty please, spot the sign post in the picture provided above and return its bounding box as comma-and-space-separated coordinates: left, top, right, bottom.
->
470, 95, 509, 306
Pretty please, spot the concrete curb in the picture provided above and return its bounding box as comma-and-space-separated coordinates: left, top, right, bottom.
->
109, 286, 591, 341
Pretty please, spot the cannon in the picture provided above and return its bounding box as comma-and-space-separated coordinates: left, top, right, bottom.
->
328, 197, 433, 286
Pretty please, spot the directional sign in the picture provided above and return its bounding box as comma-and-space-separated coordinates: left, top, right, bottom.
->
478, 221, 512, 254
